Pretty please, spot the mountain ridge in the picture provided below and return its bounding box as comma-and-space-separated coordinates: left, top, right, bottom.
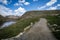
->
0, 10, 60, 39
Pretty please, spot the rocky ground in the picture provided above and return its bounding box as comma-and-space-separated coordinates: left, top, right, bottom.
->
16, 18, 57, 40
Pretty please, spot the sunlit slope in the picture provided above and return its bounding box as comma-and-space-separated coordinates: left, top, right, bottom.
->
0, 10, 60, 39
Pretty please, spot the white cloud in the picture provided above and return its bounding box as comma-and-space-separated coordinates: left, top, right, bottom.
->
14, 7, 26, 13
14, 3, 23, 6
14, 3, 20, 6
38, 6, 46, 9
48, 6, 57, 10
0, 0, 8, 5
0, 5, 13, 16
0, 5, 26, 16
14, 0, 30, 6
57, 4, 60, 6
0, 0, 12, 5
46, 0, 57, 6
38, 6, 58, 10
24, 2, 30, 5
37, 0, 57, 9
14, 7, 26, 16
47, 4, 60, 10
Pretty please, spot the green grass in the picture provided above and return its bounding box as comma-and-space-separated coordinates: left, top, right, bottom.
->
0, 15, 6, 26
0, 10, 60, 39
46, 14, 60, 40
0, 17, 40, 39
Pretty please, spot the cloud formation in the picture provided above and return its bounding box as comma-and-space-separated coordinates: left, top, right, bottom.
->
48, 6, 57, 10
48, 4, 60, 10
0, 5, 13, 16
24, 2, 30, 5
14, 7, 26, 16
38, 0, 58, 10
57, 4, 60, 6
46, 0, 57, 6
0, 5, 26, 16
0, 0, 8, 5
14, 0, 30, 6
14, 3, 23, 6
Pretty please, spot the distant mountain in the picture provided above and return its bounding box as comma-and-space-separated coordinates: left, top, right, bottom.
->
20, 10, 60, 19
0, 15, 6, 26
0, 15, 19, 26
0, 15, 4, 19
6, 15, 19, 19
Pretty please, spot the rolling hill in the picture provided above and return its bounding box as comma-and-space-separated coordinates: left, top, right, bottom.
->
0, 10, 60, 39
0, 15, 6, 26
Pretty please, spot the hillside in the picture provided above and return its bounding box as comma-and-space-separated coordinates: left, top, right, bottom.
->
0, 15, 6, 26
17, 18, 57, 40
0, 15, 18, 26
6, 15, 19, 20
0, 10, 60, 39
21, 10, 60, 19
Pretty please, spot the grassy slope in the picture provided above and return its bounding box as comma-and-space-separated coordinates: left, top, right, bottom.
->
0, 15, 6, 26
0, 10, 60, 39
46, 14, 60, 40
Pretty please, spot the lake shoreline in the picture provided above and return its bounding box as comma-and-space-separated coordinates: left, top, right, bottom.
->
0, 21, 16, 29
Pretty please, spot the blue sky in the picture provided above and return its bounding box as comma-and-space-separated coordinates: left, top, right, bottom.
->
0, 0, 60, 16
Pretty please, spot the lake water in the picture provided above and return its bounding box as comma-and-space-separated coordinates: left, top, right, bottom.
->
0, 21, 16, 29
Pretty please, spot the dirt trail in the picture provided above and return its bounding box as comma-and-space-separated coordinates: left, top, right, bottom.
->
17, 18, 57, 40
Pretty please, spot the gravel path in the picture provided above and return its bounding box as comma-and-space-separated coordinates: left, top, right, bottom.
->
17, 18, 57, 40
